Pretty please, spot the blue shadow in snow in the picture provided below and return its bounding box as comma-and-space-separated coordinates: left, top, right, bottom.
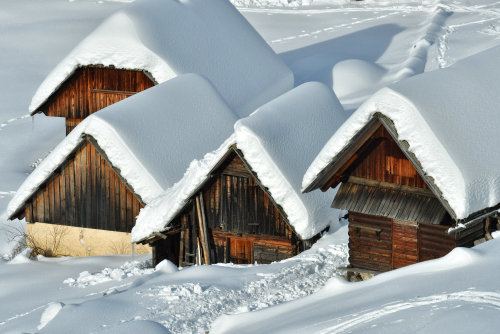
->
280, 24, 406, 88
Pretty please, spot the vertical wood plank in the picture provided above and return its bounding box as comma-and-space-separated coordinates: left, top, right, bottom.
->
120, 182, 127, 232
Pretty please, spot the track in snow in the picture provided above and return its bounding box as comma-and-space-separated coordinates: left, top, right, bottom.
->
139, 243, 348, 334
315, 290, 500, 333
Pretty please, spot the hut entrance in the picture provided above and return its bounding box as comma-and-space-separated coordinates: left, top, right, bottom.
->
391, 220, 418, 269
228, 237, 253, 264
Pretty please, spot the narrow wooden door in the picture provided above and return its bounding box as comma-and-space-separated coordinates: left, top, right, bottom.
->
392, 219, 418, 269
228, 237, 253, 264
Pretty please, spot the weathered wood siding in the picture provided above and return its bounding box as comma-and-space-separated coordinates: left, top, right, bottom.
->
21, 138, 142, 232
202, 155, 292, 238
38, 66, 155, 134
162, 151, 299, 267
349, 212, 458, 272
349, 212, 392, 272
418, 223, 456, 262
350, 126, 428, 189
392, 219, 418, 269
66, 118, 84, 134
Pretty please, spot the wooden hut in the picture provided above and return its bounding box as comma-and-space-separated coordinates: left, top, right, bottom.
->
28, 0, 293, 134
302, 48, 500, 274
133, 82, 348, 266
8, 74, 237, 256
32, 66, 155, 134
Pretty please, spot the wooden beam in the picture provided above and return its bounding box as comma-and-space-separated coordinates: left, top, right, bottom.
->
91, 89, 138, 96
195, 194, 211, 265
347, 176, 435, 197
153, 232, 167, 240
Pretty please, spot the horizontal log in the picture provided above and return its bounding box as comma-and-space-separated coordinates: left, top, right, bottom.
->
349, 239, 392, 249
91, 88, 138, 95
349, 244, 392, 256
349, 257, 391, 272
350, 223, 382, 233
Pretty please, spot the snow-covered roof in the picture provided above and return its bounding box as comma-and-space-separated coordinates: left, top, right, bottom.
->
303, 46, 500, 222
8, 73, 238, 218
132, 82, 348, 242
29, 0, 293, 118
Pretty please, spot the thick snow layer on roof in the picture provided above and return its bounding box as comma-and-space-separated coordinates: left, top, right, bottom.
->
303, 46, 500, 221
29, 0, 293, 118
133, 82, 347, 242
8, 74, 237, 218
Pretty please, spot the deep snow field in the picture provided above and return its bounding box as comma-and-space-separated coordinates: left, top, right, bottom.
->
1, 0, 500, 333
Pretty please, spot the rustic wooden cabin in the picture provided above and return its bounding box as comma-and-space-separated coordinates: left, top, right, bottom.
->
148, 147, 306, 266
303, 48, 500, 274
32, 66, 155, 134
8, 74, 237, 257
133, 82, 348, 266
28, 0, 293, 132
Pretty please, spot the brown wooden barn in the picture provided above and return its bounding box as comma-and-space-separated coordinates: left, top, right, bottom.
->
31, 66, 155, 134
8, 74, 238, 256
303, 52, 500, 275
133, 82, 348, 267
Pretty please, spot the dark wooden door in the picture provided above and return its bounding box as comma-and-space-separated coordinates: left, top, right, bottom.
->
392, 219, 418, 269
228, 237, 253, 264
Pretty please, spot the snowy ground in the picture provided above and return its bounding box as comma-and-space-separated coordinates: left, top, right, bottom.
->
0, 227, 348, 333
1, 0, 500, 332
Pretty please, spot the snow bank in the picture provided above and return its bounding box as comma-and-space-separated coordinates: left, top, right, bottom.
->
133, 82, 347, 242
30, 0, 293, 118
8, 74, 237, 218
303, 46, 500, 221
63, 258, 153, 288
211, 238, 500, 334
38, 302, 64, 330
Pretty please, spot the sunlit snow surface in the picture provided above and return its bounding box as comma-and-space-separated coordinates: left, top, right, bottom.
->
1, 0, 500, 332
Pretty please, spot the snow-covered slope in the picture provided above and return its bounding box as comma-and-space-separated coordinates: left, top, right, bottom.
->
212, 237, 500, 334
29, 0, 293, 118
303, 46, 500, 221
133, 82, 347, 242
8, 74, 237, 217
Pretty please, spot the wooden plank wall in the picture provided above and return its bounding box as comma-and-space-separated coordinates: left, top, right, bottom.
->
169, 152, 299, 266
350, 126, 429, 189
349, 212, 459, 272
23, 139, 142, 232
392, 220, 418, 269
203, 154, 293, 239
348, 212, 392, 272
419, 223, 457, 261
66, 118, 84, 135
41, 67, 154, 120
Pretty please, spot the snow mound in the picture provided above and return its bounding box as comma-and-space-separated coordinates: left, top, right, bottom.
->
304, 46, 500, 221
8, 74, 238, 218
332, 59, 387, 101
30, 0, 293, 118
155, 260, 178, 274
8, 248, 33, 264
133, 82, 347, 242
63, 258, 153, 288
38, 302, 64, 330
